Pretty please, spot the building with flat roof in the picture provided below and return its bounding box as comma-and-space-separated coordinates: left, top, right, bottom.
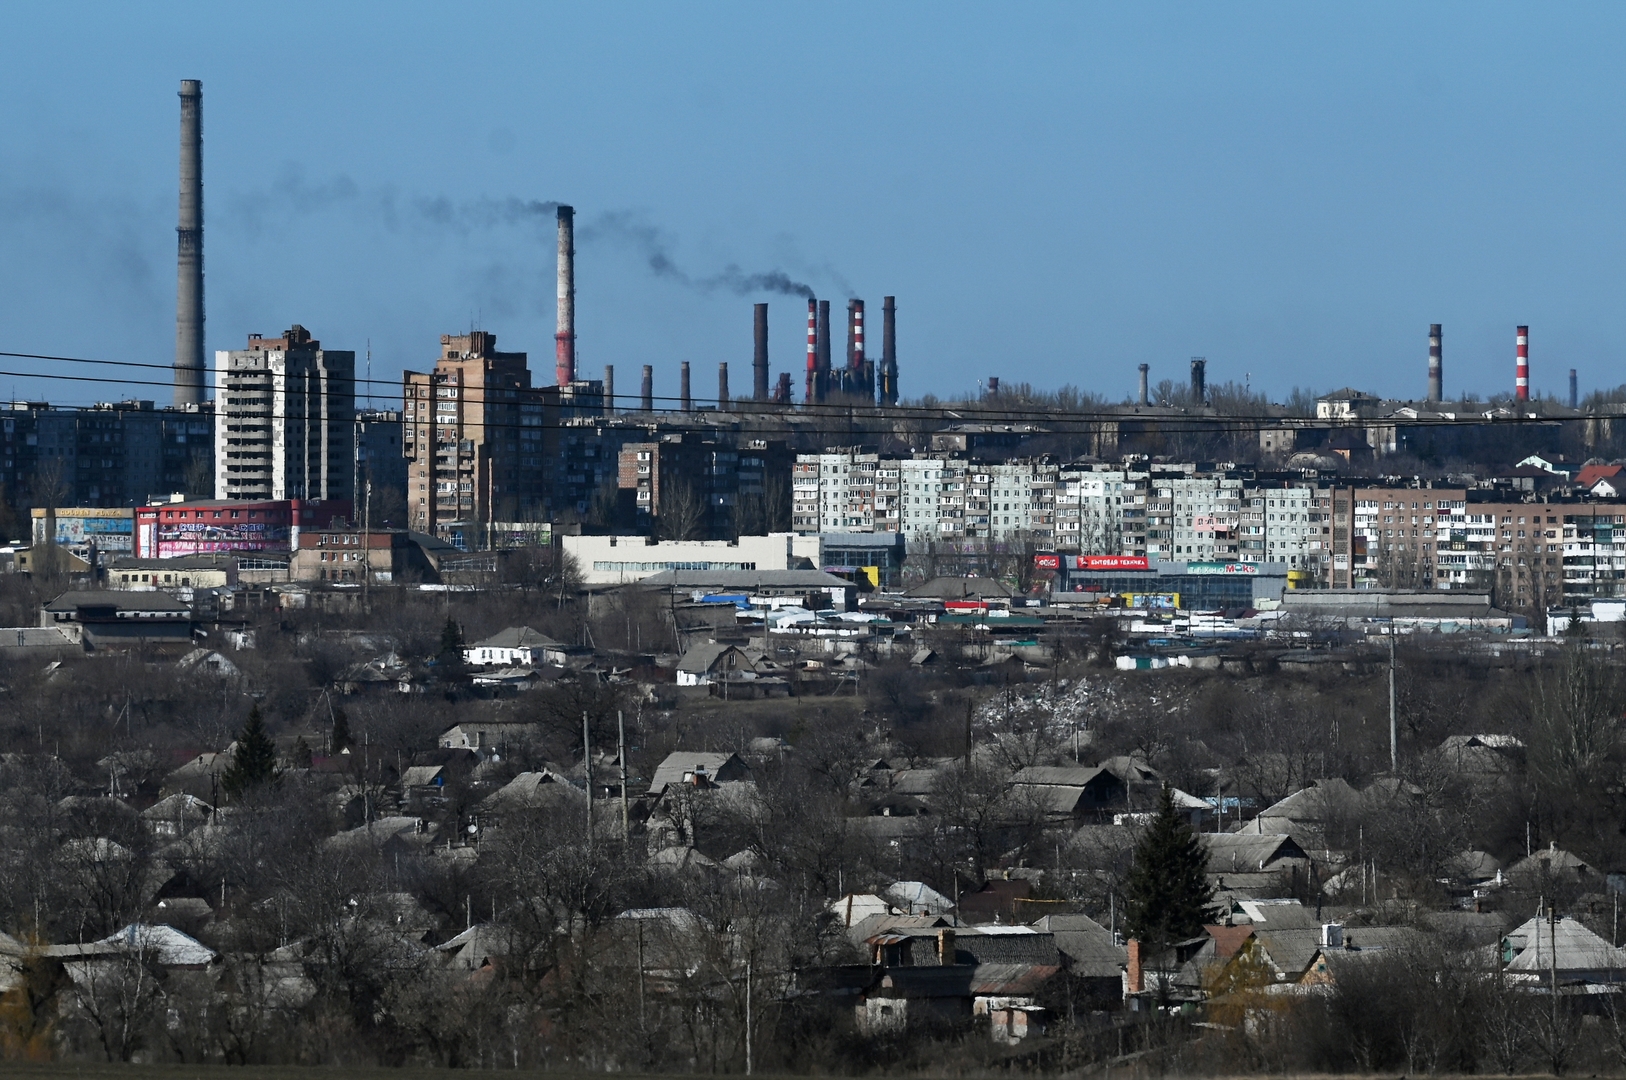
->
135, 498, 350, 559
214, 325, 354, 503
403, 331, 546, 536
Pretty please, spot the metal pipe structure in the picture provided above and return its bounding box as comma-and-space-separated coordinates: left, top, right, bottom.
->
804, 299, 818, 404
1427, 324, 1443, 403
603, 364, 614, 415
1138, 364, 1150, 406
775, 372, 792, 404
555, 205, 576, 386
752, 303, 769, 402
174, 79, 206, 408
1190, 358, 1206, 404
680, 362, 692, 412
1516, 326, 1530, 401
641, 365, 654, 412
718, 362, 729, 410
880, 296, 898, 406
816, 300, 832, 401
1570, 369, 1579, 410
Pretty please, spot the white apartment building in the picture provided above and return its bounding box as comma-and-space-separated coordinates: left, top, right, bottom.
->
792, 450, 879, 533
796, 451, 1059, 542
215, 325, 354, 503
1056, 467, 1148, 555
1145, 474, 1245, 562
1240, 481, 1333, 572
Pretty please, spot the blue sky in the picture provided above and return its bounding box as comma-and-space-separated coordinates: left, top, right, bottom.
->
1, 2, 1623, 406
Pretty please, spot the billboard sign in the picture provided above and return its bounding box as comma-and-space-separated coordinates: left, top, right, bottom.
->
1125, 593, 1180, 611
32, 509, 134, 553
1033, 553, 1061, 570
1076, 555, 1150, 571
156, 519, 290, 556
1184, 561, 1258, 575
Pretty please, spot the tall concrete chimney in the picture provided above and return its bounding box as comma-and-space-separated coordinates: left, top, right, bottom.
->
817, 300, 832, 401
752, 303, 769, 402
680, 362, 691, 412
641, 365, 654, 412
603, 364, 614, 415
555, 206, 576, 386
1138, 363, 1150, 406
718, 362, 729, 409
1190, 358, 1206, 404
1427, 324, 1443, 403
1570, 368, 1578, 409
774, 372, 792, 404
850, 299, 866, 397
1516, 326, 1530, 401
805, 299, 818, 404
174, 79, 205, 408
880, 296, 898, 406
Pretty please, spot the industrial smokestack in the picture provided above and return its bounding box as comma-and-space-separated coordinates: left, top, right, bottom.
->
680, 362, 691, 412
603, 364, 614, 415
1138, 364, 1149, 407
775, 372, 792, 404
1516, 326, 1529, 401
718, 362, 729, 409
880, 296, 898, 406
805, 299, 818, 405
641, 365, 654, 412
1570, 368, 1578, 410
1190, 358, 1206, 404
1426, 324, 1443, 403
851, 299, 866, 397
555, 206, 576, 386
986, 377, 1000, 399
752, 303, 769, 402
817, 300, 832, 401
174, 79, 205, 409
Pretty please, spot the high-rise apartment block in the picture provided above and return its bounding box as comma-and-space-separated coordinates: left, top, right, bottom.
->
214, 326, 354, 503
402, 332, 545, 534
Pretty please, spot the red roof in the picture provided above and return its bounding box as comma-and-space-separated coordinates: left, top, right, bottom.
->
1576, 464, 1625, 489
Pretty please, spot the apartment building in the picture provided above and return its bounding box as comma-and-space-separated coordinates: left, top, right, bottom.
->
1056, 467, 1149, 555
356, 409, 406, 498
1144, 473, 1245, 562
1328, 483, 1466, 589
402, 332, 546, 536
214, 326, 354, 503
1240, 480, 1334, 574
2, 400, 212, 510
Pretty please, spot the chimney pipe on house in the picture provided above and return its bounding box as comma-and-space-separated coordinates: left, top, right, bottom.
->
555, 205, 576, 386
1138, 363, 1150, 407
174, 79, 206, 409
1427, 324, 1443, 403
1516, 326, 1530, 401
937, 928, 956, 966
752, 303, 769, 402
680, 362, 691, 412
641, 365, 654, 412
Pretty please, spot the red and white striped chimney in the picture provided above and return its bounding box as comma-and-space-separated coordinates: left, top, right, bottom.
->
1516, 325, 1529, 401
805, 298, 818, 404
853, 299, 865, 376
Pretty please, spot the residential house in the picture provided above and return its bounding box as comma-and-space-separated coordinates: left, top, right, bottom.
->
463, 626, 564, 668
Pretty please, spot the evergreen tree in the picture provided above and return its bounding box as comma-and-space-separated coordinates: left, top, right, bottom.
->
1123, 785, 1212, 949
437, 617, 467, 682
330, 707, 352, 755
221, 706, 280, 799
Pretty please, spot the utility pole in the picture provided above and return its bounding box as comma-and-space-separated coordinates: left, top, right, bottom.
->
583, 711, 593, 845
618, 709, 630, 842
1388, 618, 1398, 773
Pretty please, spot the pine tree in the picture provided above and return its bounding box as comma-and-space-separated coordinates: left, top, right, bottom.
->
437, 617, 467, 682
330, 707, 353, 755
1123, 785, 1212, 950
221, 705, 280, 799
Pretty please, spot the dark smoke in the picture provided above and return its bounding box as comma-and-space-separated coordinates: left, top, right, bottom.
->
581, 212, 817, 298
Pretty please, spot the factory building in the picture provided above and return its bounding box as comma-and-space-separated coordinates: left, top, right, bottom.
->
214, 325, 354, 503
